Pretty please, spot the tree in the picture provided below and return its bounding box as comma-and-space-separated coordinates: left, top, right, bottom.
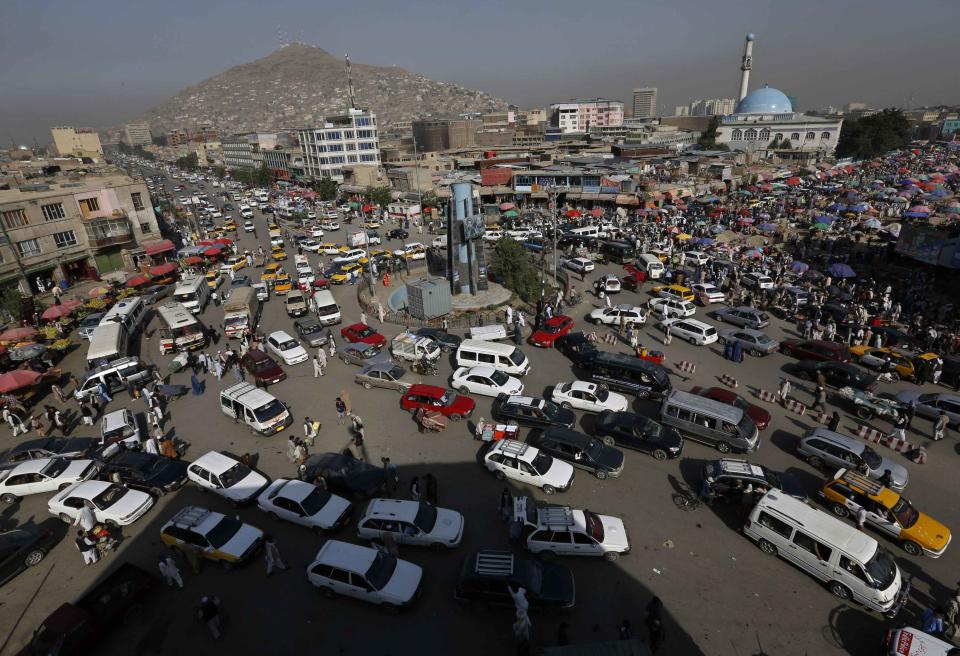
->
836, 108, 911, 160
489, 237, 541, 303
152, 134, 168, 147
364, 185, 392, 208
176, 152, 199, 171
768, 138, 782, 149
255, 162, 274, 187
213, 165, 226, 179
697, 116, 728, 150
420, 190, 439, 210
312, 178, 338, 201
780, 139, 793, 150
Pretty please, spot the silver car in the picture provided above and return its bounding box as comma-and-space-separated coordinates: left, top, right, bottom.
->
796, 427, 908, 491
337, 343, 391, 367
717, 328, 779, 356
354, 363, 411, 393
894, 391, 960, 428
714, 306, 770, 329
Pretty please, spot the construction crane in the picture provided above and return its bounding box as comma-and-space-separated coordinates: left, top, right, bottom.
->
345, 54, 356, 110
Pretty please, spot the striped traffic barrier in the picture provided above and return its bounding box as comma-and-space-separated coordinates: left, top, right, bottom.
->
914, 447, 927, 464
814, 410, 831, 424
675, 361, 696, 374
756, 389, 778, 403
603, 333, 618, 345
719, 374, 738, 388
857, 424, 885, 444
782, 398, 807, 415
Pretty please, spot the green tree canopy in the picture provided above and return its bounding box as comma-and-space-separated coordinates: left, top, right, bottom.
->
489, 237, 541, 303
364, 185, 393, 208
836, 108, 911, 160
176, 152, 199, 171
312, 178, 339, 201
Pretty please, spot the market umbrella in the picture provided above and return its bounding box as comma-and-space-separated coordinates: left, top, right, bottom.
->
213, 238, 233, 246
589, 208, 603, 218
743, 248, 763, 259
692, 237, 715, 245
757, 223, 776, 232
827, 263, 856, 278
126, 275, 151, 288
909, 205, 932, 214
737, 217, 755, 225
675, 233, 692, 241
884, 223, 902, 236
182, 256, 204, 265
811, 223, 831, 231
904, 210, 929, 218
501, 209, 518, 218
565, 210, 581, 218
862, 218, 882, 229
715, 231, 738, 243
498, 202, 515, 211
786, 177, 801, 186
88, 286, 112, 297
738, 209, 752, 217
708, 224, 726, 234
814, 215, 836, 224
790, 261, 809, 274
203, 247, 223, 257
849, 203, 871, 213
41, 304, 75, 320
0, 327, 37, 341
745, 235, 768, 247
149, 262, 177, 277
9, 344, 46, 361
804, 270, 825, 281
0, 369, 41, 393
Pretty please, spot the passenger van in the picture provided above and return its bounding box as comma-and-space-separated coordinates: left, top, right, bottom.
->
744, 490, 909, 616
568, 225, 599, 239
455, 339, 530, 376
637, 253, 665, 280
99, 296, 147, 334
660, 389, 759, 453
74, 356, 152, 401
156, 302, 207, 354
312, 290, 341, 326
584, 351, 671, 399
599, 240, 635, 265
86, 322, 129, 368
219, 382, 292, 435
173, 275, 210, 314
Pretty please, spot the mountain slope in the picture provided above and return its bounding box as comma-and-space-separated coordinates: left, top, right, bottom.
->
133, 43, 508, 134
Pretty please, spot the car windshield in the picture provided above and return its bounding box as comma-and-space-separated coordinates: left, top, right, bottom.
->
890, 498, 919, 529
280, 340, 299, 351
40, 458, 69, 477
246, 357, 274, 373
594, 385, 609, 402
207, 516, 243, 549
861, 446, 883, 470
365, 551, 398, 591
508, 350, 526, 366
356, 327, 374, 338
300, 486, 332, 515
414, 504, 438, 532
586, 439, 605, 459
92, 485, 128, 509
531, 452, 553, 475
387, 367, 405, 380
541, 402, 560, 418
302, 324, 321, 335
584, 510, 605, 542
754, 334, 772, 343
544, 322, 565, 334
220, 463, 251, 487
490, 370, 510, 386
358, 346, 378, 358
864, 546, 898, 590
438, 391, 454, 406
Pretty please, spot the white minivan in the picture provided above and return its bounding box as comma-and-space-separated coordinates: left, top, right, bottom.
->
637, 253, 665, 280
312, 290, 342, 326
455, 339, 530, 376
744, 490, 909, 617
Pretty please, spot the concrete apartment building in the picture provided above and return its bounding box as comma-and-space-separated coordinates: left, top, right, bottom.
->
123, 122, 152, 147
0, 171, 162, 295
298, 108, 380, 181
632, 88, 658, 118
550, 99, 624, 133
221, 133, 279, 170
50, 127, 103, 159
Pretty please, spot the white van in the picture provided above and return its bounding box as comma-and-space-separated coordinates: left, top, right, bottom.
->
637, 253, 665, 280
312, 290, 341, 326
568, 226, 599, 239
156, 302, 207, 354
173, 275, 210, 314
74, 357, 152, 402
219, 382, 292, 435
86, 322, 129, 368
99, 296, 147, 334
455, 339, 530, 376
744, 490, 908, 616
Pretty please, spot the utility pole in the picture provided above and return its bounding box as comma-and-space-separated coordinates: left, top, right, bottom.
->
411, 130, 423, 229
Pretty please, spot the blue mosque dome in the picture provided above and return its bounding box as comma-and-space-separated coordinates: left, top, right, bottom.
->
734, 84, 793, 114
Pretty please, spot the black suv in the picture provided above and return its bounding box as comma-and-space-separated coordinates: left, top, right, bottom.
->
387, 228, 409, 240
415, 327, 461, 352
302, 453, 386, 500
454, 550, 575, 610
98, 449, 188, 496
526, 427, 623, 480
554, 333, 598, 366
702, 458, 806, 500
594, 411, 683, 460
793, 360, 877, 391
491, 395, 575, 429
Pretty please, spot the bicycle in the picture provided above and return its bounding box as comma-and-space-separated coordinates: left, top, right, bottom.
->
672, 482, 702, 512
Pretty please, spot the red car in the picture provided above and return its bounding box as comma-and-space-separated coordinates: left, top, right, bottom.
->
622, 265, 647, 292
690, 386, 771, 430
779, 339, 850, 363
529, 315, 574, 348
340, 323, 386, 349
241, 350, 287, 386
400, 384, 475, 420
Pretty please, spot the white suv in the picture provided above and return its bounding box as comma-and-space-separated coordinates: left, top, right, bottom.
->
267, 330, 308, 365
483, 440, 574, 495
187, 451, 270, 505
307, 540, 422, 609
649, 298, 696, 318
514, 496, 630, 561
660, 318, 718, 345
357, 499, 464, 549
588, 304, 647, 326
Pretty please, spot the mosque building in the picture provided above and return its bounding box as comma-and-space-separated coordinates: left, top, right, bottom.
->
716, 33, 843, 157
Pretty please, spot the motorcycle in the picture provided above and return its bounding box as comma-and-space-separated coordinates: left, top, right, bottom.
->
412, 359, 438, 376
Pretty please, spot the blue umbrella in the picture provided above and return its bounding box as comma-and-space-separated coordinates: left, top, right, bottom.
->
790, 261, 809, 273
849, 203, 871, 213
904, 210, 929, 218
708, 224, 726, 234
757, 223, 776, 232
692, 237, 715, 245
814, 215, 836, 224
862, 218, 882, 229
827, 263, 856, 278
931, 188, 948, 198
699, 195, 720, 203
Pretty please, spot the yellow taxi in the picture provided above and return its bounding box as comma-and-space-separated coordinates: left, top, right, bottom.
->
160, 506, 263, 567
821, 469, 951, 558
273, 273, 293, 295
330, 263, 363, 285
319, 243, 342, 255
267, 223, 280, 232
651, 284, 695, 302
271, 247, 288, 262
368, 248, 394, 261
361, 219, 381, 229
221, 255, 246, 272
222, 220, 237, 232
260, 262, 284, 285
849, 346, 942, 382
204, 270, 222, 290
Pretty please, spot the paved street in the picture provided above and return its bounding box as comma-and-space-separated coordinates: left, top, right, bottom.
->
0, 176, 956, 656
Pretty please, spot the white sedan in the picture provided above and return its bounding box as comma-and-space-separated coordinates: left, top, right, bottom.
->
551, 381, 629, 413
357, 498, 464, 549
333, 248, 366, 264
267, 330, 309, 365
258, 479, 353, 533
309, 226, 325, 239
300, 239, 322, 253
690, 283, 725, 305
649, 298, 697, 318
0, 458, 99, 503
588, 304, 647, 326
565, 257, 595, 275
49, 480, 154, 527
593, 275, 621, 295
320, 220, 340, 231
451, 366, 523, 397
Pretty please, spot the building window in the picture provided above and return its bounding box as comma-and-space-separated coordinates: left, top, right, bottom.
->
745, 128, 757, 141
360, 154, 377, 162
791, 133, 800, 141
1, 209, 29, 229
53, 230, 77, 248
821, 132, 831, 140
345, 143, 356, 151
343, 131, 354, 139
328, 144, 343, 152
78, 197, 100, 214
732, 129, 742, 140
347, 155, 358, 163
775, 133, 784, 140
327, 132, 342, 140
805, 132, 816, 141
759, 129, 770, 141
131, 192, 144, 210
41, 203, 66, 221
140, 222, 153, 234
16, 238, 41, 257
360, 142, 375, 150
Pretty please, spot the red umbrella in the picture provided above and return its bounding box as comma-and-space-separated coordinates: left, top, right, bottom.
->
62, 299, 83, 310
738, 209, 752, 217
589, 208, 603, 218
786, 177, 801, 186
0, 369, 41, 393
149, 262, 177, 277
566, 210, 581, 218
88, 285, 112, 297
41, 304, 75, 320
196, 240, 215, 247
126, 275, 151, 288
182, 256, 204, 265
203, 247, 223, 257
213, 238, 233, 246
361, 204, 373, 213
0, 327, 37, 341
498, 202, 515, 211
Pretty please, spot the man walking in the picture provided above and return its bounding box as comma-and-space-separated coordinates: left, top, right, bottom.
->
159, 554, 184, 588
198, 596, 223, 640
811, 385, 827, 413
75, 530, 98, 565
264, 535, 288, 576
73, 501, 97, 533
335, 397, 347, 424
312, 355, 323, 378
778, 378, 792, 403
888, 413, 908, 442
3, 407, 26, 437
933, 410, 949, 441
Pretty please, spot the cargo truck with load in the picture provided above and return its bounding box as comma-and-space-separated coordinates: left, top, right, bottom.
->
222, 287, 260, 339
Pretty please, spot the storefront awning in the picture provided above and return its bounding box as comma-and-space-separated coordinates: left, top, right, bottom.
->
149, 262, 177, 277
142, 239, 175, 256
616, 194, 640, 206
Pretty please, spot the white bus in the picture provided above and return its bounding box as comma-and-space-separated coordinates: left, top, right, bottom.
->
173, 275, 210, 314
99, 296, 147, 334
156, 302, 207, 354
86, 322, 129, 368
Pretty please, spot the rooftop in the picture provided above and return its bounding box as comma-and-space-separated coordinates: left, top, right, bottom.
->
0, 172, 141, 204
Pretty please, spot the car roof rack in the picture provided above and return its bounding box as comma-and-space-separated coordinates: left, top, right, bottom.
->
172, 506, 212, 528
475, 551, 514, 577
837, 469, 885, 495
498, 440, 529, 457
718, 459, 763, 478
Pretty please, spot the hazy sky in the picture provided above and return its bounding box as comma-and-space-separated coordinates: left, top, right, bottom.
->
2, 0, 958, 144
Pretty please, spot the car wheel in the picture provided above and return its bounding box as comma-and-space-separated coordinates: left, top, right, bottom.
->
652, 449, 668, 461
603, 551, 620, 562
363, 382, 372, 390
901, 540, 923, 557
449, 413, 462, 422
601, 436, 615, 447
800, 371, 814, 381
854, 406, 873, 420
122, 603, 145, 626
341, 356, 351, 364
380, 603, 401, 614
430, 542, 445, 552
781, 348, 792, 357
716, 441, 732, 454
749, 349, 762, 357
1, 494, 19, 504
58, 483, 71, 492
408, 408, 418, 416
806, 455, 824, 469
830, 503, 849, 518
594, 469, 607, 480
494, 470, 506, 481
542, 484, 556, 495
828, 581, 852, 601
560, 401, 572, 410
24, 549, 45, 567
149, 487, 164, 498
888, 372, 900, 382
758, 539, 777, 556
220, 559, 234, 571
720, 337, 729, 345
456, 384, 469, 394
105, 520, 119, 529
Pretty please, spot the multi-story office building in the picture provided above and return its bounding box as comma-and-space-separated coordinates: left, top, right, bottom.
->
123, 122, 152, 147
50, 127, 103, 158
550, 99, 624, 133
298, 108, 380, 181
221, 133, 279, 170
674, 105, 690, 117
0, 171, 162, 295
632, 88, 658, 119
167, 129, 189, 147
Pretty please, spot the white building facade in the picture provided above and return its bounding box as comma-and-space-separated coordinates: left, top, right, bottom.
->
298, 108, 380, 182
550, 99, 624, 134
